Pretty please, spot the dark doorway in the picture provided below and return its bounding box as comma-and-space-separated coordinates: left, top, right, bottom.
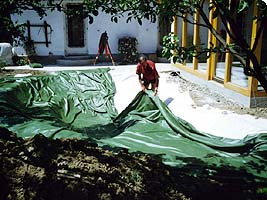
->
67, 4, 85, 47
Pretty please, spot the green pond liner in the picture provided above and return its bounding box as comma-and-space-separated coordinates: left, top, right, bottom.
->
0, 68, 267, 183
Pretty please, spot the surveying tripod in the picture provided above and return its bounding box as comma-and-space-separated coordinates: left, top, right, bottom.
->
93, 31, 115, 66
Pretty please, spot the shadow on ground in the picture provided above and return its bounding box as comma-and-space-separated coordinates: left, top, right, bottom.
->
1, 127, 267, 200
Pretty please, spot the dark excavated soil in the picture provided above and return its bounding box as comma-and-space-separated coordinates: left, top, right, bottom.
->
1, 127, 267, 200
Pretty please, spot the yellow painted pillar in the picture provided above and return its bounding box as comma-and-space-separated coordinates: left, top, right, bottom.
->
211, 17, 218, 79
172, 16, 178, 35
182, 13, 188, 65
193, 10, 200, 70
207, 0, 216, 80
248, 1, 263, 95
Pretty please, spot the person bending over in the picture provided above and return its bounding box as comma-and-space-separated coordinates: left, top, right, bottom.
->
136, 55, 159, 96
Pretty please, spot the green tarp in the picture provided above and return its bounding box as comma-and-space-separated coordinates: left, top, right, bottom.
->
1, 69, 267, 181
0, 69, 118, 139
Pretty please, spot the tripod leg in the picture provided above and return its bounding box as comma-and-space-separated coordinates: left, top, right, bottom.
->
105, 45, 109, 61
93, 52, 100, 65
106, 42, 115, 66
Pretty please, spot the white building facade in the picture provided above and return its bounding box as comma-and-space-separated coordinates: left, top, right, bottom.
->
11, 1, 160, 57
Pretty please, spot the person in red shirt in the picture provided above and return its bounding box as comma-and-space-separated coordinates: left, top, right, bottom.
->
136, 55, 159, 95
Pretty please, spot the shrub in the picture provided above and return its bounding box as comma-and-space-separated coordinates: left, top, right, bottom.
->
13, 56, 30, 66
118, 37, 138, 64
0, 59, 6, 71
29, 62, 43, 68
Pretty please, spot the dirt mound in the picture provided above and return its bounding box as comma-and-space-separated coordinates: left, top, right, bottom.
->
0, 69, 48, 77
1, 127, 267, 200
0, 127, 190, 200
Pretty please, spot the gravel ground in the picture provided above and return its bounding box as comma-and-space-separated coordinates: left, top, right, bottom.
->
166, 72, 267, 119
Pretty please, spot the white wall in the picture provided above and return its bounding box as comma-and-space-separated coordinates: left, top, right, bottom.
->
87, 11, 158, 55
12, 9, 159, 56
12, 10, 65, 56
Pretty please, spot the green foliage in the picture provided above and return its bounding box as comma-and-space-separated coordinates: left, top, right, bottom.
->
24, 39, 36, 56
257, 187, 267, 194
238, 0, 250, 13
13, 56, 29, 66
29, 63, 43, 68
162, 33, 197, 63
0, 59, 6, 71
162, 32, 236, 64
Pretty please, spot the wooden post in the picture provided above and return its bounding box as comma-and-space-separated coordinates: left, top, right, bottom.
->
44, 21, 49, 47
182, 13, 187, 65
172, 16, 178, 35
210, 15, 218, 80
206, 0, 214, 80
193, 10, 200, 70
26, 20, 31, 40
248, 1, 263, 95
